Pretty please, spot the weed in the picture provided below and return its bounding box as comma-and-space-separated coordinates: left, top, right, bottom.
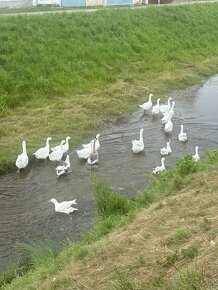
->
181, 246, 199, 260
167, 228, 192, 245
163, 250, 180, 267
201, 217, 211, 231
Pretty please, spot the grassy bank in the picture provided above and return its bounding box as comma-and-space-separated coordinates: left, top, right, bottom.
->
1, 151, 218, 289
1, 3, 218, 173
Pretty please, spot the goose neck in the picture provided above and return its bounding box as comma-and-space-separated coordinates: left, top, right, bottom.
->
139, 129, 144, 142
22, 141, 27, 155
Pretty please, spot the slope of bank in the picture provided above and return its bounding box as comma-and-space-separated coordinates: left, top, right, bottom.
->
1, 152, 218, 289
1, 3, 218, 173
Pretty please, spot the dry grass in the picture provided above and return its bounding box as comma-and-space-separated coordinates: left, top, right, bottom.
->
34, 169, 218, 290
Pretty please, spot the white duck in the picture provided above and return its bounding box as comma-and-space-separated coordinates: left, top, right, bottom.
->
51, 136, 71, 154
82, 134, 100, 151
153, 157, 166, 174
33, 137, 52, 160
132, 128, 144, 153
49, 140, 65, 162
161, 101, 175, 124
56, 155, 71, 177
15, 140, 29, 170
152, 98, 160, 115
160, 140, 172, 156
139, 94, 153, 112
87, 139, 99, 165
178, 125, 188, 142
49, 198, 78, 215
164, 118, 173, 133
192, 146, 200, 162
159, 97, 173, 115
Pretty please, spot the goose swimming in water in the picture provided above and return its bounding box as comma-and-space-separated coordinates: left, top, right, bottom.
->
49, 140, 65, 162
139, 94, 153, 112
178, 125, 188, 142
15, 140, 29, 170
161, 101, 175, 124
49, 198, 78, 215
56, 155, 71, 177
132, 128, 144, 153
82, 134, 100, 151
192, 146, 200, 162
159, 97, 173, 115
51, 136, 71, 154
160, 140, 172, 156
87, 139, 99, 165
153, 157, 166, 174
152, 98, 160, 115
33, 137, 52, 160
164, 118, 173, 134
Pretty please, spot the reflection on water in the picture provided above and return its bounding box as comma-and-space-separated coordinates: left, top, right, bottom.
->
0, 75, 218, 273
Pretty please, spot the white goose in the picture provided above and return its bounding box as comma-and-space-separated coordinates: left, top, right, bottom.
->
87, 139, 99, 165
56, 155, 71, 177
178, 125, 188, 142
49, 198, 78, 215
132, 128, 144, 153
51, 136, 71, 154
164, 118, 173, 133
139, 94, 153, 112
161, 101, 175, 124
159, 97, 173, 115
15, 140, 29, 170
160, 140, 172, 156
153, 157, 166, 174
49, 140, 65, 162
82, 134, 100, 151
192, 146, 200, 162
152, 98, 160, 115
33, 137, 52, 160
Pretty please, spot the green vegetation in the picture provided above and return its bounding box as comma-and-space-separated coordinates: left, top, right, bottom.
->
1, 150, 218, 289
1, 3, 218, 173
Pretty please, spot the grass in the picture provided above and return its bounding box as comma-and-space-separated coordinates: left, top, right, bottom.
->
1, 3, 218, 173
1, 150, 218, 289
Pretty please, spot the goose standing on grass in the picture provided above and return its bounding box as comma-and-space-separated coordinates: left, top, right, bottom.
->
161, 101, 175, 124
87, 139, 99, 165
192, 146, 200, 162
51, 136, 71, 154
56, 155, 71, 177
139, 94, 153, 113
49, 198, 78, 215
160, 140, 172, 156
132, 128, 144, 153
159, 97, 173, 115
33, 137, 52, 160
15, 140, 29, 170
153, 157, 166, 174
164, 118, 173, 134
82, 134, 100, 151
49, 140, 65, 162
178, 125, 188, 142
152, 98, 160, 115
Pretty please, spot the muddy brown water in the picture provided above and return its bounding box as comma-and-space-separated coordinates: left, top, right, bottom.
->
1, 75, 218, 273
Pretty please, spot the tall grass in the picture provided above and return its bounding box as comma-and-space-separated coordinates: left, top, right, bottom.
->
1, 4, 218, 113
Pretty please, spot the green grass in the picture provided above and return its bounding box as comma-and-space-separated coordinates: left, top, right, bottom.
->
1, 4, 218, 173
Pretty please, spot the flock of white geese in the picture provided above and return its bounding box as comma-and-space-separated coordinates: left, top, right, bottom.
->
15, 94, 200, 214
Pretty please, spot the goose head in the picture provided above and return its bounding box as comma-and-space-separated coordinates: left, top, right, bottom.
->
49, 198, 57, 204
149, 93, 153, 101
66, 136, 71, 141
96, 133, 100, 139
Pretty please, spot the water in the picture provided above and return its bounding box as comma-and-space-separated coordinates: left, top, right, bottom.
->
1, 75, 218, 273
